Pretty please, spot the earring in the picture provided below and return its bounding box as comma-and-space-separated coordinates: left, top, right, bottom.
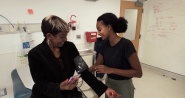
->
48, 40, 50, 45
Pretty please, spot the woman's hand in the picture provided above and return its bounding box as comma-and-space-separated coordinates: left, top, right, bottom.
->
60, 78, 78, 90
105, 88, 121, 98
95, 65, 113, 74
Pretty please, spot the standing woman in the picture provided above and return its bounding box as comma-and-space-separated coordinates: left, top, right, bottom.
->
89, 13, 143, 98
28, 15, 120, 98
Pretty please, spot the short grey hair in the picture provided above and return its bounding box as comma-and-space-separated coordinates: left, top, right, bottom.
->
41, 15, 69, 37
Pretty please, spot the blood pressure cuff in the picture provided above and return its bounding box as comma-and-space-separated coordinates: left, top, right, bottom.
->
74, 56, 89, 74
74, 55, 108, 97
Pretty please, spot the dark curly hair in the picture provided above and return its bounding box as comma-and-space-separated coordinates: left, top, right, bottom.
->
97, 13, 128, 33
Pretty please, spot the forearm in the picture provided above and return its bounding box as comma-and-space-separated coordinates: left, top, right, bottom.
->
81, 69, 108, 97
89, 64, 97, 72
111, 68, 142, 78
41, 83, 62, 97
33, 79, 63, 97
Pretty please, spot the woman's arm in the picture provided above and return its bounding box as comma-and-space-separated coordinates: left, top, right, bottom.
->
89, 53, 104, 72
109, 40, 143, 78
81, 69, 108, 96
70, 43, 107, 96
111, 53, 142, 78
71, 43, 121, 97
28, 50, 63, 98
96, 53, 143, 78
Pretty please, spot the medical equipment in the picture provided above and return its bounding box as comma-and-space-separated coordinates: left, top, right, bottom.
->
86, 31, 97, 42
74, 55, 89, 74
69, 15, 77, 30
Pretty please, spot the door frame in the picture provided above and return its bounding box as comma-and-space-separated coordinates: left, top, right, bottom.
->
118, 1, 143, 53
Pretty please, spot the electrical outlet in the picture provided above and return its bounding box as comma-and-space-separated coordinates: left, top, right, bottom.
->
76, 34, 81, 39
0, 88, 7, 97
0, 26, 3, 32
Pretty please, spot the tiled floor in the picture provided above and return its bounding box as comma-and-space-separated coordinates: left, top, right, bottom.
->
80, 67, 185, 98
2, 67, 185, 98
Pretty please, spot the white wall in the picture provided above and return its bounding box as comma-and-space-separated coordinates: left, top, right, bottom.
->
0, 0, 120, 54
0, 0, 120, 97
139, 0, 185, 75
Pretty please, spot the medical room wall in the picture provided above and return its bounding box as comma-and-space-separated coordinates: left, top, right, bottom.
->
139, 0, 185, 76
0, 0, 120, 97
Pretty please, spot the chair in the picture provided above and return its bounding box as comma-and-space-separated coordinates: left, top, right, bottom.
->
11, 69, 87, 98
11, 69, 32, 98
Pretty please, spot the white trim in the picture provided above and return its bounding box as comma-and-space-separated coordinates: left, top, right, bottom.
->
141, 63, 185, 81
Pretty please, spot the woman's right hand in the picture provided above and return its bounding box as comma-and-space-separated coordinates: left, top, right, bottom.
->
105, 88, 121, 98
60, 78, 78, 90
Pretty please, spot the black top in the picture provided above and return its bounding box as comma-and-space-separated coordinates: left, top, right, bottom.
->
99, 38, 136, 80
28, 39, 108, 98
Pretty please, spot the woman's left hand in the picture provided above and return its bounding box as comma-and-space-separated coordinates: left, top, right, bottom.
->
95, 65, 113, 74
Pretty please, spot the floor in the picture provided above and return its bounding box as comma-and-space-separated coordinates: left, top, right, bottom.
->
80, 67, 185, 98
2, 67, 185, 98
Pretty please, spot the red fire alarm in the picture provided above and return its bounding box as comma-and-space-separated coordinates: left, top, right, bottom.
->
28, 9, 33, 14
86, 32, 97, 42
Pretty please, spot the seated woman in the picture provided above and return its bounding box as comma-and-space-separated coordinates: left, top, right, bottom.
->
28, 15, 120, 98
